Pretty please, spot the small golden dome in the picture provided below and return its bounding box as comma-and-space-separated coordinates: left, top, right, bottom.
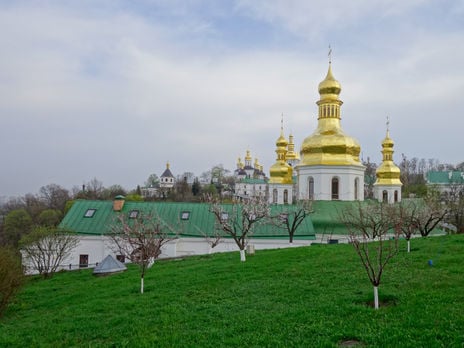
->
318, 64, 341, 98
375, 129, 402, 185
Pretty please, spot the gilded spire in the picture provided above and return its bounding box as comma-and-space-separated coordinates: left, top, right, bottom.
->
269, 117, 292, 184
375, 118, 401, 185
300, 60, 361, 166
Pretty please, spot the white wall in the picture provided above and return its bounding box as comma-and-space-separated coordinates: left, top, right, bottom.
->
297, 165, 365, 201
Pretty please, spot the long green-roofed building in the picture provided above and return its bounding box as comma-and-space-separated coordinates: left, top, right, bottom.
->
55, 198, 315, 271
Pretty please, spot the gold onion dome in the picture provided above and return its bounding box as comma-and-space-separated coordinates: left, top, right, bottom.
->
300, 63, 362, 166
269, 127, 292, 184
375, 130, 402, 185
318, 64, 341, 98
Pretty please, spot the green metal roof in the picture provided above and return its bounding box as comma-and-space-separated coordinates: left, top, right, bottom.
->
60, 200, 315, 240
426, 171, 464, 184
237, 178, 267, 184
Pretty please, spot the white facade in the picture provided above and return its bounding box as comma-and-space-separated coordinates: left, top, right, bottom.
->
23, 235, 313, 274
269, 183, 293, 204
235, 180, 268, 199
373, 184, 402, 204
296, 165, 365, 201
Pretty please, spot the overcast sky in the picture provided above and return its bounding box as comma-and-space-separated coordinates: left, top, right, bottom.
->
1, 0, 463, 198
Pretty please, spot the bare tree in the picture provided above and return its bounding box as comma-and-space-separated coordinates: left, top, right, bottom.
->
19, 227, 79, 278
442, 180, 464, 234
39, 184, 70, 212
207, 194, 270, 262
109, 212, 178, 294
271, 200, 313, 243
340, 202, 400, 309
394, 201, 420, 253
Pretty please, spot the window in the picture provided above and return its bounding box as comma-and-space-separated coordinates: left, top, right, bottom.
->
79, 254, 89, 268
284, 190, 288, 204
180, 211, 190, 220
394, 190, 398, 203
331, 178, 339, 200
273, 189, 278, 203
129, 210, 139, 219
84, 209, 96, 218
383, 190, 388, 202
221, 212, 229, 222
308, 177, 314, 200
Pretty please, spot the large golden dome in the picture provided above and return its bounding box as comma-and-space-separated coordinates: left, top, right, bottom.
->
300, 63, 362, 166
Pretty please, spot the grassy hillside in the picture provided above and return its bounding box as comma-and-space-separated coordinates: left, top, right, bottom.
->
1, 235, 464, 347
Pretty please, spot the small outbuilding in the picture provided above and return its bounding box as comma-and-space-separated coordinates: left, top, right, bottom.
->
93, 255, 127, 276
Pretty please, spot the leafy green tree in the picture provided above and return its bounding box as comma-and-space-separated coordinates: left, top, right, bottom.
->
3, 209, 33, 247
102, 185, 127, 200
37, 209, 63, 227
192, 178, 201, 196
145, 174, 160, 188
20, 227, 79, 278
0, 247, 23, 316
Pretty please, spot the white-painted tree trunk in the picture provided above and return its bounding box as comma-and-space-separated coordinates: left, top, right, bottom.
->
141, 277, 144, 294
240, 249, 246, 262
407, 240, 411, 253
374, 286, 379, 310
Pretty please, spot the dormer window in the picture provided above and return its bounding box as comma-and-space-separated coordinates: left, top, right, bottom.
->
180, 211, 190, 220
84, 209, 96, 218
129, 210, 139, 219
221, 212, 229, 222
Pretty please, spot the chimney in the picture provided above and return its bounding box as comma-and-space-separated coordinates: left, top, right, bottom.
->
113, 195, 125, 211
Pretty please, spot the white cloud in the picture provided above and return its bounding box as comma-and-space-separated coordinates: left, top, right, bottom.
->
0, 0, 463, 197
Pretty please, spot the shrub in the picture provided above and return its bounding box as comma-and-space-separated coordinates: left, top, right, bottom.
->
0, 247, 23, 316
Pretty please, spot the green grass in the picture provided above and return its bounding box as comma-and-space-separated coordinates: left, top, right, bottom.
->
1, 235, 464, 347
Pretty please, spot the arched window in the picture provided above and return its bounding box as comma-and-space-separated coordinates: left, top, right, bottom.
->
394, 190, 398, 203
382, 190, 388, 202
308, 177, 314, 200
272, 189, 278, 204
354, 178, 359, 200
332, 178, 339, 200
284, 190, 288, 204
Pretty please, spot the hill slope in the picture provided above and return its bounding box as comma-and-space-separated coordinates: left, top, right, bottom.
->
1, 235, 464, 347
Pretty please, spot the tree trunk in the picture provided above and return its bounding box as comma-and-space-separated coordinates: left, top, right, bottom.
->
407, 240, 411, 253
141, 275, 144, 294
374, 286, 379, 310
240, 249, 246, 262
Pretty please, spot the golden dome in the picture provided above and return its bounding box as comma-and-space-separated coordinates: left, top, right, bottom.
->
269, 126, 293, 184
318, 63, 341, 98
375, 130, 402, 185
300, 63, 362, 166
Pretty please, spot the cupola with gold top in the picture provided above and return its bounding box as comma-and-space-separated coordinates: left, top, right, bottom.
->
374, 119, 402, 203
269, 122, 293, 184
285, 133, 300, 167
299, 62, 362, 166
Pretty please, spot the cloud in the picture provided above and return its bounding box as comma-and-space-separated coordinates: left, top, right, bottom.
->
0, 0, 463, 197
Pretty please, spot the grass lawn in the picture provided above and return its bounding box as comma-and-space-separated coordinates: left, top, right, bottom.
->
1, 235, 464, 347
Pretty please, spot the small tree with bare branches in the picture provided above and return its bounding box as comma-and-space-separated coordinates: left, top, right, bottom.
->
271, 200, 313, 243
207, 194, 270, 262
340, 201, 400, 309
109, 212, 178, 294
20, 227, 79, 278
